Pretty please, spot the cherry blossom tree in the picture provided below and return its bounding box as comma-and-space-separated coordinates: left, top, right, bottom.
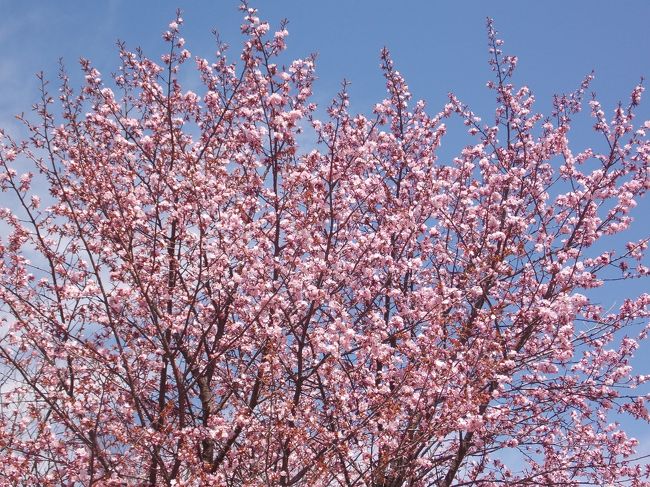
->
0, 6, 649, 486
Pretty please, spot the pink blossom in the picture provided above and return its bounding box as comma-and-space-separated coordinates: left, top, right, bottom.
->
0, 11, 647, 487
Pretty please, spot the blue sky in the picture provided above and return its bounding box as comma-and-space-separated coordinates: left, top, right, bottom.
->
1, 0, 649, 127
1, 0, 649, 455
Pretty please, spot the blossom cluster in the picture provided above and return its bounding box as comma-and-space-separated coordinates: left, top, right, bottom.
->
0, 6, 648, 486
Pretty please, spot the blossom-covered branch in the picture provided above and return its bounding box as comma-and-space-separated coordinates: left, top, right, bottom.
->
0, 6, 648, 486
